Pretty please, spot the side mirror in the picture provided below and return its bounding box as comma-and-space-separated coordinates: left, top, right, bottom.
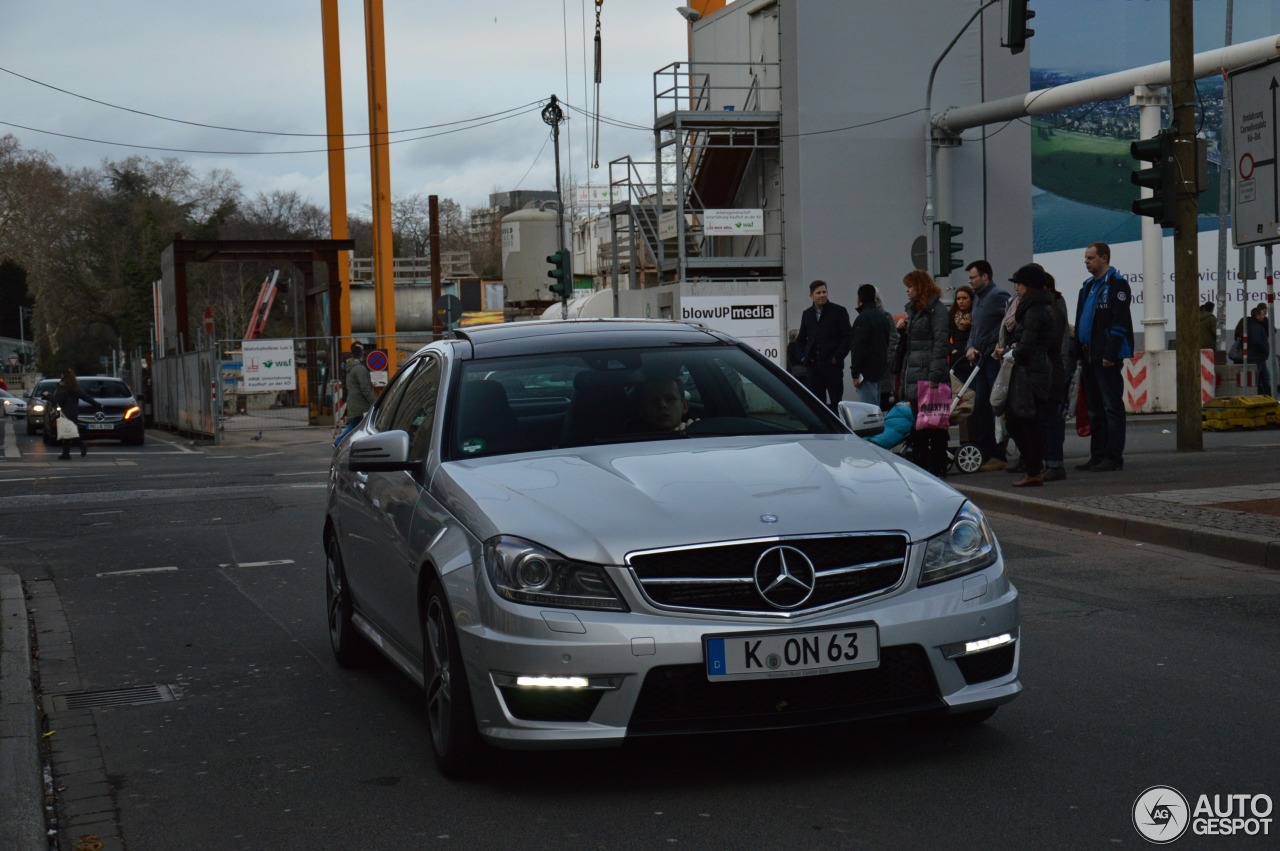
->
837, 401, 885, 438
347, 430, 416, 473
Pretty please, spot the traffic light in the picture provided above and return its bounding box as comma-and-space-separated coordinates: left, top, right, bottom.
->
935, 221, 964, 278
546, 250, 570, 297
1130, 130, 1177, 228
1003, 1, 1035, 55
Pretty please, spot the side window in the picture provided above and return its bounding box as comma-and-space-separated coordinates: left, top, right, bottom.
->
372, 360, 418, 433
387, 358, 441, 461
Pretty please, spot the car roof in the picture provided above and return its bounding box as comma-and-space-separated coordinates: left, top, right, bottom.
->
450, 319, 728, 359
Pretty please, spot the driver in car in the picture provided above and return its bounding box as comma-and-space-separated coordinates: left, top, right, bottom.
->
633, 375, 694, 432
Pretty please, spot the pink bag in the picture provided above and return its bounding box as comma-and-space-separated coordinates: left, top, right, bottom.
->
915, 381, 952, 430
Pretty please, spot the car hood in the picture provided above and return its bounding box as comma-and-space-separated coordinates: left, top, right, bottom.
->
434, 436, 965, 565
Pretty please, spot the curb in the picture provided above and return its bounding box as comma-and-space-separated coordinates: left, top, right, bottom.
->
956, 484, 1280, 571
0, 568, 45, 850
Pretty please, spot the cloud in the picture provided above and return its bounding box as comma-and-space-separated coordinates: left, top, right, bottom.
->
0, 0, 687, 213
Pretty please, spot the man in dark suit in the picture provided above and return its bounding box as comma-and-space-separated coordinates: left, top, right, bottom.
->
793, 279, 852, 408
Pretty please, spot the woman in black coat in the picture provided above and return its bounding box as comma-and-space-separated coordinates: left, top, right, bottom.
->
1002, 265, 1055, 487
52, 368, 102, 460
892, 269, 951, 478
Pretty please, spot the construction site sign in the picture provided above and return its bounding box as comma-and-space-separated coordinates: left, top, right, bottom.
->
241, 339, 296, 392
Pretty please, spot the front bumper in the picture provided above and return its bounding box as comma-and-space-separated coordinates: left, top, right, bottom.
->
450, 550, 1020, 750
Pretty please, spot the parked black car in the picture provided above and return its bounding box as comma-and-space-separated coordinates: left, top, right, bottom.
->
42, 376, 145, 446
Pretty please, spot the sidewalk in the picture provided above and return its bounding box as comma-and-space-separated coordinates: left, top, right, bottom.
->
952, 434, 1280, 571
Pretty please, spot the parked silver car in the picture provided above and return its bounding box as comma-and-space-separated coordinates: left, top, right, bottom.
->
324, 319, 1019, 777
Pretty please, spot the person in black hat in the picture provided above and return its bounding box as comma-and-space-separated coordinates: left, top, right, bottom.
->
1003, 264, 1057, 487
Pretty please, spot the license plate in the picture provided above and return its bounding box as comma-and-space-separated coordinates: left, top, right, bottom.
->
704, 623, 879, 681
85, 423, 114, 430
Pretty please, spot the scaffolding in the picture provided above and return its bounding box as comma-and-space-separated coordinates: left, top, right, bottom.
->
607, 60, 782, 291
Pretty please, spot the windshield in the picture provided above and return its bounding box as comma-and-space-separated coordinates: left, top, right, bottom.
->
81, 380, 133, 399
448, 344, 841, 460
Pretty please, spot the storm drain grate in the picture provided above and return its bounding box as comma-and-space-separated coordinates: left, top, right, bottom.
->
42, 684, 182, 713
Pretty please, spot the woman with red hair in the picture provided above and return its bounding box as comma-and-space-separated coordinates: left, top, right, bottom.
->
891, 269, 951, 478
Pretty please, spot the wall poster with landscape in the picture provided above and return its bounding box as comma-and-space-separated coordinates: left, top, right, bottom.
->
1031, 0, 1280, 328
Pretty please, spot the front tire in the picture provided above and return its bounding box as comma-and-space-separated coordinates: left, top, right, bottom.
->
325, 534, 367, 667
423, 582, 484, 778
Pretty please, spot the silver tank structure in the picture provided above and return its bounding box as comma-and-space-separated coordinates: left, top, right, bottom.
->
501, 203, 561, 304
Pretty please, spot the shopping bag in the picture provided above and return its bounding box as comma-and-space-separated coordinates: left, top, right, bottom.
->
1075, 381, 1091, 437
55, 414, 80, 441
914, 381, 952, 430
1228, 339, 1244, 364
989, 356, 1014, 416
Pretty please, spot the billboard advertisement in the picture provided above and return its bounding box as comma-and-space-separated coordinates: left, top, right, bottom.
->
1031, 0, 1280, 335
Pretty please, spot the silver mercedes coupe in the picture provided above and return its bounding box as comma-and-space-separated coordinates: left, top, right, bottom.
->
323, 319, 1020, 777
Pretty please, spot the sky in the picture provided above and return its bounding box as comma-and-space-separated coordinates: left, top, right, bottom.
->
1032, 0, 1280, 74
0, 1, 689, 216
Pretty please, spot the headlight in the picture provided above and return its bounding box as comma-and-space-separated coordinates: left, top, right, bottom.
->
32, 403, 45, 414
918, 502, 998, 586
484, 536, 627, 612
124, 406, 141, 420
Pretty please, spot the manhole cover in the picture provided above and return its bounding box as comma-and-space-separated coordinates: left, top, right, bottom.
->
42, 684, 182, 713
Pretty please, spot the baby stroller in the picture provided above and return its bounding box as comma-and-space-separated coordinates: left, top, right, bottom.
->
870, 367, 983, 474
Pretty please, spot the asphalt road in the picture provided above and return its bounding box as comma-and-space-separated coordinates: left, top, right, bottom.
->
3, 421, 1279, 849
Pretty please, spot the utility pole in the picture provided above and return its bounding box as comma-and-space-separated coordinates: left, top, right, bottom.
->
543, 95, 570, 319
1171, 0, 1202, 450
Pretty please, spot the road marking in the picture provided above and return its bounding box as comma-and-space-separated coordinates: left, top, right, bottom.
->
218, 559, 297, 568
97, 566, 179, 577
83, 509, 123, 516
2, 420, 18, 458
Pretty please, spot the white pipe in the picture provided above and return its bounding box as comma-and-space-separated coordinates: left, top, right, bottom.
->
936, 34, 1280, 135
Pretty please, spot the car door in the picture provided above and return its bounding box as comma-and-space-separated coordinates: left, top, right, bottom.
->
357, 354, 444, 652
338, 358, 419, 625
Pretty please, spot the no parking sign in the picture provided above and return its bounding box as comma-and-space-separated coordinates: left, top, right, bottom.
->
364, 349, 389, 387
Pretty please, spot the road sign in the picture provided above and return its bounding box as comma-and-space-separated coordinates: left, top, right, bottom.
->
435, 294, 463, 330
364, 348, 389, 387
1230, 58, 1280, 248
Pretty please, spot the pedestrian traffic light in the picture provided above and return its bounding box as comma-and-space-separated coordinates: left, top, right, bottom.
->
935, 221, 964, 278
1130, 130, 1177, 228
546, 250, 570, 297
1003, 1, 1035, 54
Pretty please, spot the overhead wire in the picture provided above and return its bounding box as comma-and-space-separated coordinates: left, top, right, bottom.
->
513, 129, 554, 191
0, 104, 545, 156
0, 64, 542, 138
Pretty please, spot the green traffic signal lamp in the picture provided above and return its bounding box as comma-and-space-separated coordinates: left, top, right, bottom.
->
546, 250, 569, 297
1130, 131, 1176, 228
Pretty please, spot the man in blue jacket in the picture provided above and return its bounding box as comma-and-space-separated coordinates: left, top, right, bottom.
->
794, 280, 852, 409
965, 260, 1012, 471
1074, 242, 1134, 472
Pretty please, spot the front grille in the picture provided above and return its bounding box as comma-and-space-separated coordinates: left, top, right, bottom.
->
628, 534, 907, 615
627, 645, 940, 736
499, 686, 604, 722
954, 644, 1016, 685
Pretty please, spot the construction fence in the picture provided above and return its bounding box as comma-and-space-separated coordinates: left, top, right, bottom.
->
152, 334, 438, 444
